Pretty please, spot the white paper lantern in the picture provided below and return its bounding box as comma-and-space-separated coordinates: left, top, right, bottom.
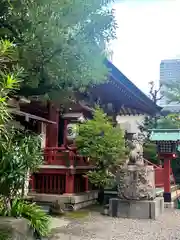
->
67, 123, 78, 141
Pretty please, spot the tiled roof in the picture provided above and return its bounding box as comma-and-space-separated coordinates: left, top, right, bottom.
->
150, 129, 180, 141
90, 60, 161, 115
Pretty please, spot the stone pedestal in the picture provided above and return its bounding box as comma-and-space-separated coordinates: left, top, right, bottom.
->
117, 165, 156, 200
109, 197, 164, 219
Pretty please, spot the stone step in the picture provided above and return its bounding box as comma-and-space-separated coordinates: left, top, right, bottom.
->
164, 190, 180, 209
156, 185, 179, 197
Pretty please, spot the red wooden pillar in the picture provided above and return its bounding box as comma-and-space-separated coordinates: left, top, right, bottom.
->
47, 102, 59, 147
85, 175, 89, 192
163, 158, 171, 202
65, 173, 75, 194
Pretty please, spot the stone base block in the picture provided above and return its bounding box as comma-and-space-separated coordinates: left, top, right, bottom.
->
117, 165, 156, 200
29, 190, 98, 211
109, 197, 164, 220
164, 201, 175, 209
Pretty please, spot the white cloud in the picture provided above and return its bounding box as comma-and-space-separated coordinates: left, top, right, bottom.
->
112, 0, 180, 93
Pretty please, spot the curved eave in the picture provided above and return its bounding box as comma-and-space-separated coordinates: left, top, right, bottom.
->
105, 59, 161, 115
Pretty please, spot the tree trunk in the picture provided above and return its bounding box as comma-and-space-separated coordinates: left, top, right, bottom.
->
3, 197, 11, 216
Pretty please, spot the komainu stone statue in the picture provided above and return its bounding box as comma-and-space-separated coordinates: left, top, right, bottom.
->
116, 134, 156, 200
128, 136, 144, 166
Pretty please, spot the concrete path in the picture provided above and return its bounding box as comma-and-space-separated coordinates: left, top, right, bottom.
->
49, 209, 180, 239
50, 217, 70, 231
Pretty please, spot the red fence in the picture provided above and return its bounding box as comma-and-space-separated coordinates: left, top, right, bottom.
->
34, 173, 66, 194
44, 147, 90, 167
155, 168, 164, 187
154, 167, 173, 187
144, 158, 173, 188
32, 173, 89, 194
29, 147, 94, 195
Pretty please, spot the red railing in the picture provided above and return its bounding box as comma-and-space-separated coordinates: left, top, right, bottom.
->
44, 147, 91, 167
144, 158, 173, 188
154, 168, 164, 187
32, 173, 89, 194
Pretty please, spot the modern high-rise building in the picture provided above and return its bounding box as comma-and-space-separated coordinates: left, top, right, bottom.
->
159, 59, 180, 106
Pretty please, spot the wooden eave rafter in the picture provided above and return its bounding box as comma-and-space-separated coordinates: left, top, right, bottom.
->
9, 108, 56, 124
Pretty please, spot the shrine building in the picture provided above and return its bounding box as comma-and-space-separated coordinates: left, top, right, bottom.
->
8, 59, 161, 209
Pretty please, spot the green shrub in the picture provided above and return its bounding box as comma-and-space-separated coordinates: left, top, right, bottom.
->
0, 199, 50, 237
143, 141, 158, 165
0, 230, 11, 240
76, 107, 127, 188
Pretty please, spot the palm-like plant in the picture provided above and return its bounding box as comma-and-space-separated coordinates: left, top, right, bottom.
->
0, 39, 21, 213
0, 40, 50, 238
0, 40, 22, 132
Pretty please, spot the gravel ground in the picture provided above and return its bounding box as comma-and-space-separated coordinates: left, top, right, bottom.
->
50, 209, 180, 240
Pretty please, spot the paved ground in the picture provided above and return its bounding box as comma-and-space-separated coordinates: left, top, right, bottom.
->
50, 208, 180, 240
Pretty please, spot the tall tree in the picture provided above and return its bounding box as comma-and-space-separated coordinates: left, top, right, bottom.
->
139, 81, 162, 133
0, 0, 117, 99
148, 81, 162, 105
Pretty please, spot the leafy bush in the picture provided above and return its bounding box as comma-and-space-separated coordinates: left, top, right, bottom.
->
76, 107, 126, 188
0, 129, 43, 214
0, 199, 50, 237
86, 170, 115, 189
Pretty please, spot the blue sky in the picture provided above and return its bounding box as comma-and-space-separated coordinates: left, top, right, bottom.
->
112, 0, 180, 93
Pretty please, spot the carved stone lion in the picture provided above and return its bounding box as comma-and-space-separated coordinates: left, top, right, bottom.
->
116, 133, 156, 200
127, 134, 144, 166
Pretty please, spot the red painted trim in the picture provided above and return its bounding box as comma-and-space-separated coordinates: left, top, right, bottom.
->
45, 146, 66, 151
38, 169, 68, 174
159, 153, 176, 158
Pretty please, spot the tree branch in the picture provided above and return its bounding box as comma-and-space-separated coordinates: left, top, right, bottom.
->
148, 81, 162, 104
